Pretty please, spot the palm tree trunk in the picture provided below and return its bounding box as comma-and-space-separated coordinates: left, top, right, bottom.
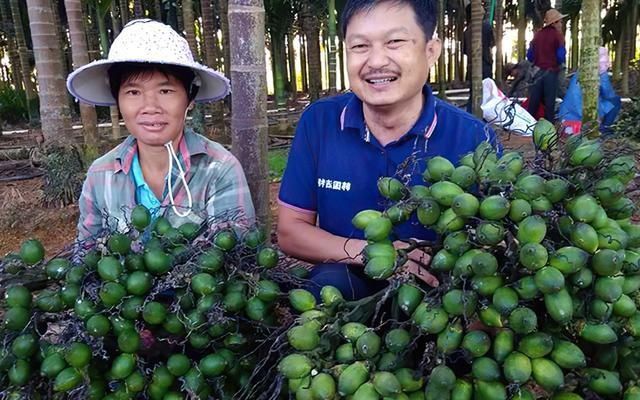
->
134, 0, 144, 18
95, 4, 121, 140
300, 33, 309, 93
455, 7, 464, 82
302, 1, 321, 101
621, 0, 638, 96
27, 0, 84, 207
517, 0, 526, 61
201, 0, 226, 140
579, 0, 600, 130
470, 0, 483, 117
11, 0, 39, 127
65, 0, 99, 160
154, 0, 162, 20
0, 0, 23, 89
182, 0, 198, 56
287, 32, 297, 99
229, 0, 270, 224
327, 0, 337, 94
219, 0, 231, 76
271, 34, 287, 106
570, 14, 579, 70
495, 0, 504, 85
338, 36, 346, 90
447, 23, 453, 82
437, 0, 446, 98
111, 0, 121, 35
119, 0, 129, 25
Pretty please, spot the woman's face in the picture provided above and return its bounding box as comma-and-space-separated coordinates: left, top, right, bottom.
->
118, 70, 191, 149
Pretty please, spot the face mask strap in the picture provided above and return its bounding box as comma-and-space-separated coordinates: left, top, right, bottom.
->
164, 141, 193, 218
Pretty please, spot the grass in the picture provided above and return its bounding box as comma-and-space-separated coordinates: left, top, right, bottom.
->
268, 148, 289, 182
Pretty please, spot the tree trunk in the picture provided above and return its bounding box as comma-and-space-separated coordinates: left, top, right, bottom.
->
27, 0, 84, 206
65, 0, 99, 161
517, 0, 526, 61
96, 4, 121, 140
229, 0, 270, 224
219, 0, 231, 76
111, 0, 121, 36
338, 36, 346, 90
11, 0, 39, 127
182, 0, 198, 57
119, 0, 128, 25
455, 6, 464, 82
300, 33, 309, 93
437, 0, 446, 98
447, 23, 453, 83
495, 0, 504, 85
301, 1, 321, 101
327, 0, 337, 94
154, 0, 162, 20
287, 32, 297, 99
570, 14, 579, 70
201, 0, 226, 140
134, 0, 144, 18
470, 0, 482, 117
0, 0, 23, 89
271, 34, 287, 106
621, 0, 638, 96
579, 0, 600, 130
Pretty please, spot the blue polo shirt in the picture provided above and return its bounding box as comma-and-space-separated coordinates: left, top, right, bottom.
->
279, 86, 498, 242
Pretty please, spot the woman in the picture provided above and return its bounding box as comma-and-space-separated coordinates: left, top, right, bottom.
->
67, 19, 255, 242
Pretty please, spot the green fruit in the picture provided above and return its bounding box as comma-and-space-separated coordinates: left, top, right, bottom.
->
397, 283, 423, 316
338, 361, 369, 396
35, 289, 64, 312
223, 291, 246, 313
435, 208, 465, 234
503, 352, 532, 383
531, 358, 564, 392
580, 323, 618, 344
613, 294, 637, 317
167, 354, 191, 376
378, 177, 407, 200
425, 156, 455, 182
191, 273, 216, 296
451, 193, 479, 217
118, 330, 141, 353
450, 165, 477, 189
534, 266, 565, 293
417, 198, 441, 227
111, 353, 136, 379
372, 371, 402, 396
125, 370, 145, 392
509, 199, 532, 222
124, 253, 145, 271
410, 184, 431, 200
199, 353, 227, 377
518, 332, 553, 358
352, 209, 383, 230
519, 242, 548, 270
385, 328, 411, 353
64, 342, 91, 368
278, 354, 313, 379
287, 325, 320, 351
479, 195, 510, 220
356, 331, 382, 359
364, 216, 393, 241
257, 247, 279, 268
364, 256, 396, 279
19, 238, 44, 265
461, 330, 491, 358
533, 118, 556, 150
544, 288, 574, 325
11, 334, 37, 359
595, 177, 625, 205
335, 343, 355, 363
412, 304, 448, 334
395, 368, 424, 392
595, 276, 624, 303
442, 289, 477, 316
144, 249, 172, 275
53, 367, 83, 392
5, 286, 31, 308
431, 249, 457, 272
474, 380, 507, 400
493, 329, 514, 363
470, 251, 498, 276
352, 382, 378, 400
476, 221, 505, 246
131, 205, 151, 230
46, 258, 71, 280
436, 320, 464, 354
513, 276, 539, 300
178, 222, 199, 240
429, 364, 456, 388
443, 231, 470, 256
592, 249, 623, 276
4, 307, 30, 331
430, 181, 464, 207
492, 287, 518, 315
107, 233, 131, 255
41, 353, 66, 378
451, 379, 473, 400
514, 174, 546, 201
545, 178, 570, 203
508, 307, 537, 334
142, 301, 167, 325
289, 289, 316, 313
60, 284, 80, 308
213, 230, 237, 251
517, 215, 547, 243
311, 372, 337, 400
471, 275, 504, 297
99, 282, 126, 306
571, 222, 599, 253
569, 140, 603, 167
86, 315, 110, 336
551, 340, 586, 369
586, 368, 623, 396
255, 280, 280, 302
97, 256, 123, 282
567, 194, 599, 223
549, 246, 589, 275
245, 296, 269, 321
479, 305, 504, 328
126, 271, 153, 295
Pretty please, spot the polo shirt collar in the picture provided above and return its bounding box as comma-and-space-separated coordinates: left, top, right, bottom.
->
340, 85, 437, 142
114, 128, 206, 174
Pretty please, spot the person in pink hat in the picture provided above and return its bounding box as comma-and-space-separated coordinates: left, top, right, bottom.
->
67, 19, 255, 242
525, 8, 568, 123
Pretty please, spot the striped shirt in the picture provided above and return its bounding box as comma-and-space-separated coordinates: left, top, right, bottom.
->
77, 128, 255, 242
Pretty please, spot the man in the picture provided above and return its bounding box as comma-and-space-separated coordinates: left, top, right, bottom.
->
67, 20, 255, 242
277, 0, 498, 300
526, 8, 567, 123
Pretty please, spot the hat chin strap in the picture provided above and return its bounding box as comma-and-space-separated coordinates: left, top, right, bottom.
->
164, 140, 193, 218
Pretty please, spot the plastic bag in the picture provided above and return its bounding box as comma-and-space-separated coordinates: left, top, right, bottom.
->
481, 78, 536, 136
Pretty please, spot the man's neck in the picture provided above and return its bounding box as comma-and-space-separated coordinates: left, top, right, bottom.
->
363, 93, 425, 146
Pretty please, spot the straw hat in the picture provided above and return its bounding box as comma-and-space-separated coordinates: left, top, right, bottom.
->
544, 8, 568, 26
66, 19, 230, 106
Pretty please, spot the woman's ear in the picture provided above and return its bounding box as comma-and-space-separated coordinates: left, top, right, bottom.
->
187, 102, 195, 111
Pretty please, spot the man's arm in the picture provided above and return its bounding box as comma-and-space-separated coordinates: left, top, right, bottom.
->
278, 205, 439, 286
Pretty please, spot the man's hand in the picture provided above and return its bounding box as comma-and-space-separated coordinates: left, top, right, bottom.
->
394, 240, 439, 287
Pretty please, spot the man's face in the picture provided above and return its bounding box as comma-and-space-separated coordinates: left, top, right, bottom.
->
345, 1, 440, 110
118, 70, 191, 149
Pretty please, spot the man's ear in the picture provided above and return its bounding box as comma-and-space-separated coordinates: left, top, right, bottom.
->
425, 38, 442, 68
187, 102, 195, 111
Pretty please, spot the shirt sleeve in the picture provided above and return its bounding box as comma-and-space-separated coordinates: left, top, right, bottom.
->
206, 154, 256, 226
526, 44, 535, 62
278, 109, 318, 213
76, 173, 104, 243
556, 46, 567, 65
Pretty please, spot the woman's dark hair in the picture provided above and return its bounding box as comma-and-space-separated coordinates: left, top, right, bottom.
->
340, 0, 437, 40
108, 62, 199, 102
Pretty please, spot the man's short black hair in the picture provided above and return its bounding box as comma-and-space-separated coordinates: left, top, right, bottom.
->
340, 0, 437, 40
108, 62, 199, 103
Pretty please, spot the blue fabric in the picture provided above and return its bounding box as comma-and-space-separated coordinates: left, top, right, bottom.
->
131, 152, 162, 217
279, 85, 499, 244
304, 263, 388, 301
527, 45, 534, 62
558, 73, 621, 133
556, 47, 567, 65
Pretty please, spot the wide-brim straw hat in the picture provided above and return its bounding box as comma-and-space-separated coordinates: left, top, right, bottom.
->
66, 19, 230, 106
544, 8, 568, 26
